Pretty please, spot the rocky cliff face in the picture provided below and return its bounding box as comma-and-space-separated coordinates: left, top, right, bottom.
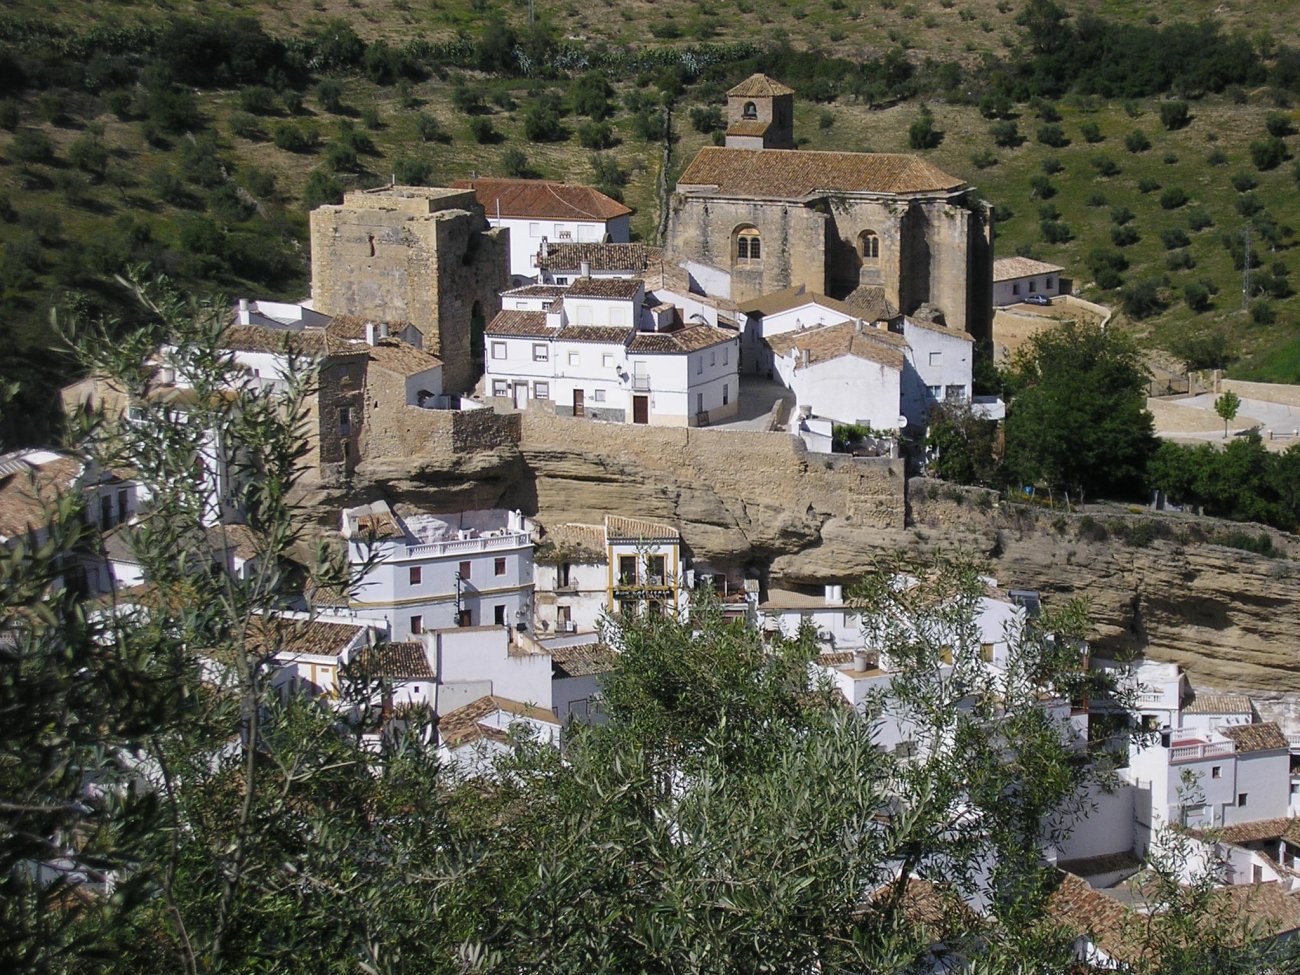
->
299, 413, 1300, 696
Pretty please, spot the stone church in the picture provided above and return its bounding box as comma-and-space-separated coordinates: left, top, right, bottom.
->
665, 74, 993, 342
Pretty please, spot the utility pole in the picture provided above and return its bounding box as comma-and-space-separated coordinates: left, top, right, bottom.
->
1242, 225, 1252, 311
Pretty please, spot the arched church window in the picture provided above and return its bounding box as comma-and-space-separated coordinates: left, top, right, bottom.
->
735, 227, 762, 264
742, 101, 758, 120
859, 230, 880, 261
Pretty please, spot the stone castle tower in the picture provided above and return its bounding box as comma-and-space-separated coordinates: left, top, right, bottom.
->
309, 186, 509, 393
665, 75, 993, 343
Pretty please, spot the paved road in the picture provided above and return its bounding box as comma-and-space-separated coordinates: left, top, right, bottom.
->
1163, 393, 1300, 445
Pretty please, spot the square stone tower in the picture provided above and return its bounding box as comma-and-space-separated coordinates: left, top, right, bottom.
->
310, 186, 508, 394
725, 74, 795, 150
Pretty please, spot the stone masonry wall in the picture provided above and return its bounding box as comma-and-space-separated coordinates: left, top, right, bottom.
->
665, 197, 826, 304
310, 191, 508, 395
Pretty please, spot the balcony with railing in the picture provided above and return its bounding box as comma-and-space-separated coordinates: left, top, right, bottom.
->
402, 530, 532, 560
632, 375, 651, 391
1169, 740, 1235, 764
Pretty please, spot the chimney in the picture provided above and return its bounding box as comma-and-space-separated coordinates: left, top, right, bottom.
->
238, 298, 250, 324
365, 322, 379, 346
580, 260, 591, 278
824, 584, 842, 605
380, 321, 390, 339
853, 650, 870, 672
801, 348, 811, 368
540, 236, 549, 257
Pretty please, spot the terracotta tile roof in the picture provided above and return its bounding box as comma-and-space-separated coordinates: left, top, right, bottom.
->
356, 641, 433, 680
0, 451, 84, 541
766, 321, 907, 370
502, 284, 568, 298
904, 315, 975, 343
566, 277, 642, 299
206, 523, 261, 562
726, 120, 771, 137
438, 694, 560, 748
485, 309, 553, 337
605, 514, 679, 541
677, 147, 965, 199
1220, 882, 1300, 937
738, 284, 856, 320
1046, 871, 1140, 965
1184, 692, 1254, 715
1192, 817, 1298, 846
222, 324, 364, 358
549, 642, 617, 678
326, 314, 414, 342
727, 73, 796, 97
536, 242, 662, 272
1221, 721, 1289, 753
453, 177, 632, 221
1056, 851, 1142, 878
345, 501, 405, 540
366, 338, 443, 376
557, 325, 634, 344
841, 285, 897, 321
628, 325, 735, 354
247, 616, 368, 660
542, 522, 607, 559
992, 257, 1064, 281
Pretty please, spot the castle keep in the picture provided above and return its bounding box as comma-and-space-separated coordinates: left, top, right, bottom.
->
665, 75, 994, 342
309, 186, 509, 393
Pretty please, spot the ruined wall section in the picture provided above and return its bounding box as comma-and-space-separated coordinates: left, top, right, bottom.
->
432, 214, 508, 394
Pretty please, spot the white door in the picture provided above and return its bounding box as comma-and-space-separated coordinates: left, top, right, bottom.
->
513, 382, 528, 410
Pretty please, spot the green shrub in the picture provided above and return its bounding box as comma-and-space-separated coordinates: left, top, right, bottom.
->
1080, 121, 1103, 143
1160, 228, 1190, 249
302, 169, 343, 209
577, 121, 615, 149
1111, 225, 1140, 246
1158, 100, 1189, 130
1187, 208, 1214, 231
1250, 136, 1288, 171
272, 122, 318, 153
1159, 187, 1188, 209
1091, 155, 1120, 177
990, 120, 1021, 147
1206, 148, 1228, 165
1166, 249, 1195, 271
1110, 205, 1134, 225
469, 117, 498, 143
1137, 177, 1160, 193
908, 106, 943, 149
1124, 129, 1151, 153
1037, 123, 1068, 147
1231, 171, 1258, 192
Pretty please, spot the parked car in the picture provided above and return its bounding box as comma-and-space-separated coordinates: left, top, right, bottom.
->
1024, 294, 1052, 306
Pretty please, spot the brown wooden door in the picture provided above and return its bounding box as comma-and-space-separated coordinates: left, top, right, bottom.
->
573, 389, 585, 417
633, 395, 649, 424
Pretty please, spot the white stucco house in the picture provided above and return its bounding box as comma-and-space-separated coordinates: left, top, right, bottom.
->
533, 515, 688, 635
767, 321, 907, 432
738, 285, 861, 376
485, 277, 739, 426
992, 257, 1065, 306
534, 241, 662, 285
339, 501, 535, 640
453, 177, 632, 285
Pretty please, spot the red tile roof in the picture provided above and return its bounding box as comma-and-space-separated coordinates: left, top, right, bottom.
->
485, 310, 553, 337
1221, 721, 1289, 753
766, 321, 907, 370
356, 642, 434, 680
628, 325, 735, 354
677, 146, 965, 199
557, 325, 634, 344
566, 277, 642, 299
454, 177, 632, 221
727, 73, 796, 97
536, 242, 662, 272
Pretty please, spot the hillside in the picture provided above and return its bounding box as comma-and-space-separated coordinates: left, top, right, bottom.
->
2, 2, 1300, 444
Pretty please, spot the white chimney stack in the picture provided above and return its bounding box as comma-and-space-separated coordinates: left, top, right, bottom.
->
580, 260, 591, 278
853, 650, 870, 672
540, 236, 549, 257
365, 322, 379, 346
801, 348, 811, 368
238, 298, 250, 324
